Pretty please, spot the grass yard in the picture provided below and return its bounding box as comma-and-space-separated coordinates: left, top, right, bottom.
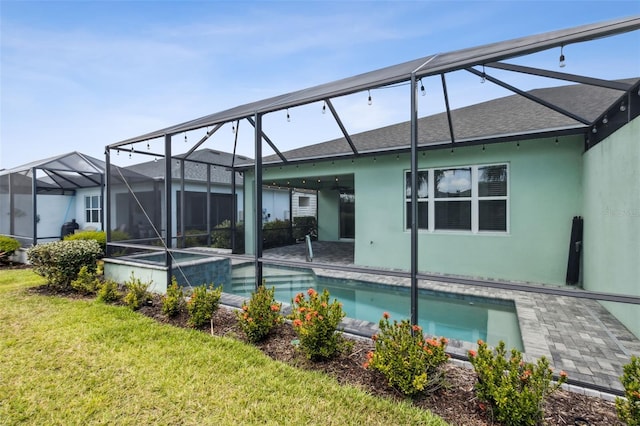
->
0, 269, 448, 425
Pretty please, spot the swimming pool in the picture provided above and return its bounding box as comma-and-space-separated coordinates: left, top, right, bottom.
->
104, 252, 523, 350
227, 264, 523, 351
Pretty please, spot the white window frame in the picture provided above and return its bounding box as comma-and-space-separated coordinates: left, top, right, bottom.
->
405, 163, 509, 234
85, 195, 102, 224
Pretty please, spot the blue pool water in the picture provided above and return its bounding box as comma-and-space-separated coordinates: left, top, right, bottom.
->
227, 264, 523, 350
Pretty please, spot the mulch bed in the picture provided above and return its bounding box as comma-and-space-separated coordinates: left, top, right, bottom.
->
24, 279, 623, 425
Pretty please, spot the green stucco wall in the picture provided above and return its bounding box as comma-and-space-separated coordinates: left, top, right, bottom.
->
249, 136, 584, 286
317, 190, 340, 241
354, 137, 583, 285
583, 117, 640, 337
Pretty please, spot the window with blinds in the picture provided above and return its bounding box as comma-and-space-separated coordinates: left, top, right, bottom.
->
405, 163, 508, 233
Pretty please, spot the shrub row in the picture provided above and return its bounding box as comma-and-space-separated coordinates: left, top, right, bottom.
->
21, 240, 638, 425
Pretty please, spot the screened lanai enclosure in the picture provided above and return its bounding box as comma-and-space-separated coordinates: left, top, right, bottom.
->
103, 17, 640, 394
0, 152, 107, 247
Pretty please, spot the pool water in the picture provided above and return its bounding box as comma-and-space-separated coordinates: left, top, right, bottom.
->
227, 264, 523, 350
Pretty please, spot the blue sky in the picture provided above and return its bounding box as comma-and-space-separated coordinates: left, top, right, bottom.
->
1, 0, 639, 169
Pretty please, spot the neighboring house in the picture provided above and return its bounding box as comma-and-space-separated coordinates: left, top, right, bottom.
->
0, 149, 316, 249
0, 152, 107, 247
241, 80, 640, 337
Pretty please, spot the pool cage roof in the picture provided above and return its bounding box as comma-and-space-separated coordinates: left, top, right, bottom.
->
105, 16, 640, 343
111, 15, 640, 155
0, 152, 106, 193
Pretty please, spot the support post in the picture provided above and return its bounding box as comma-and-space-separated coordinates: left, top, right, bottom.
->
105, 149, 111, 250
31, 167, 37, 245
164, 135, 173, 286
206, 164, 212, 247
410, 74, 419, 326
254, 113, 263, 288
179, 159, 185, 248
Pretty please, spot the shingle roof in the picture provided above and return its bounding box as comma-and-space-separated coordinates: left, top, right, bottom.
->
125, 148, 245, 184
261, 79, 638, 163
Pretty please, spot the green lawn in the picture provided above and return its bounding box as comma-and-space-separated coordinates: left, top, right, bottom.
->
0, 269, 448, 425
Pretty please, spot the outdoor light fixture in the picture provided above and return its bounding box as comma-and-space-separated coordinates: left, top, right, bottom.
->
147, 142, 150, 150
592, 126, 597, 134
322, 102, 326, 114
620, 103, 627, 112
555, 138, 559, 145
602, 116, 609, 125
482, 144, 486, 151
184, 133, 187, 143
368, 90, 372, 106
154, 157, 158, 163
559, 45, 566, 68
420, 79, 426, 96
287, 109, 291, 122
232, 123, 236, 134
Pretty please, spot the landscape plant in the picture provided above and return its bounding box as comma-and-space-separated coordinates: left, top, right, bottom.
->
96, 279, 120, 303
0, 235, 20, 263
616, 355, 640, 425
64, 230, 106, 255
236, 284, 283, 343
27, 239, 102, 289
289, 288, 346, 360
468, 339, 567, 425
187, 283, 222, 328
70, 265, 101, 295
123, 273, 152, 310
366, 313, 449, 396
162, 277, 185, 318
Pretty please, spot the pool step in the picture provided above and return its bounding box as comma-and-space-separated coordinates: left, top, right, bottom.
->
231, 272, 315, 292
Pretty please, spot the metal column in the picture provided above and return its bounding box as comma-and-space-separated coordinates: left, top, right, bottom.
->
410, 74, 419, 326
105, 149, 111, 248
31, 167, 37, 245
164, 135, 173, 286
254, 113, 263, 288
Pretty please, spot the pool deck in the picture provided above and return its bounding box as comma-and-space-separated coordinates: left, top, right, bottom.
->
261, 241, 640, 397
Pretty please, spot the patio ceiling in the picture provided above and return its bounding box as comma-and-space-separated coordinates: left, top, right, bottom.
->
111, 15, 640, 150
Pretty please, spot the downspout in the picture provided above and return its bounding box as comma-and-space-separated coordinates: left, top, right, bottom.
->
254, 113, 263, 289
410, 73, 419, 326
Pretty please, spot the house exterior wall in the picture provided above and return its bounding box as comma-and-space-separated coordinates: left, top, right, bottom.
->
583, 117, 640, 337
292, 190, 317, 218
318, 189, 340, 241
36, 194, 76, 241
75, 188, 104, 230
248, 135, 584, 285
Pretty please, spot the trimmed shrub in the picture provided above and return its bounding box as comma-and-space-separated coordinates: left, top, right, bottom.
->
236, 285, 283, 343
263, 219, 291, 248
70, 265, 101, 295
468, 340, 567, 425
187, 284, 222, 328
616, 355, 640, 425
366, 313, 449, 396
288, 288, 346, 360
110, 229, 131, 242
27, 240, 102, 290
96, 279, 120, 303
123, 273, 152, 310
162, 277, 185, 318
0, 235, 20, 262
210, 220, 244, 252
64, 230, 106, 255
